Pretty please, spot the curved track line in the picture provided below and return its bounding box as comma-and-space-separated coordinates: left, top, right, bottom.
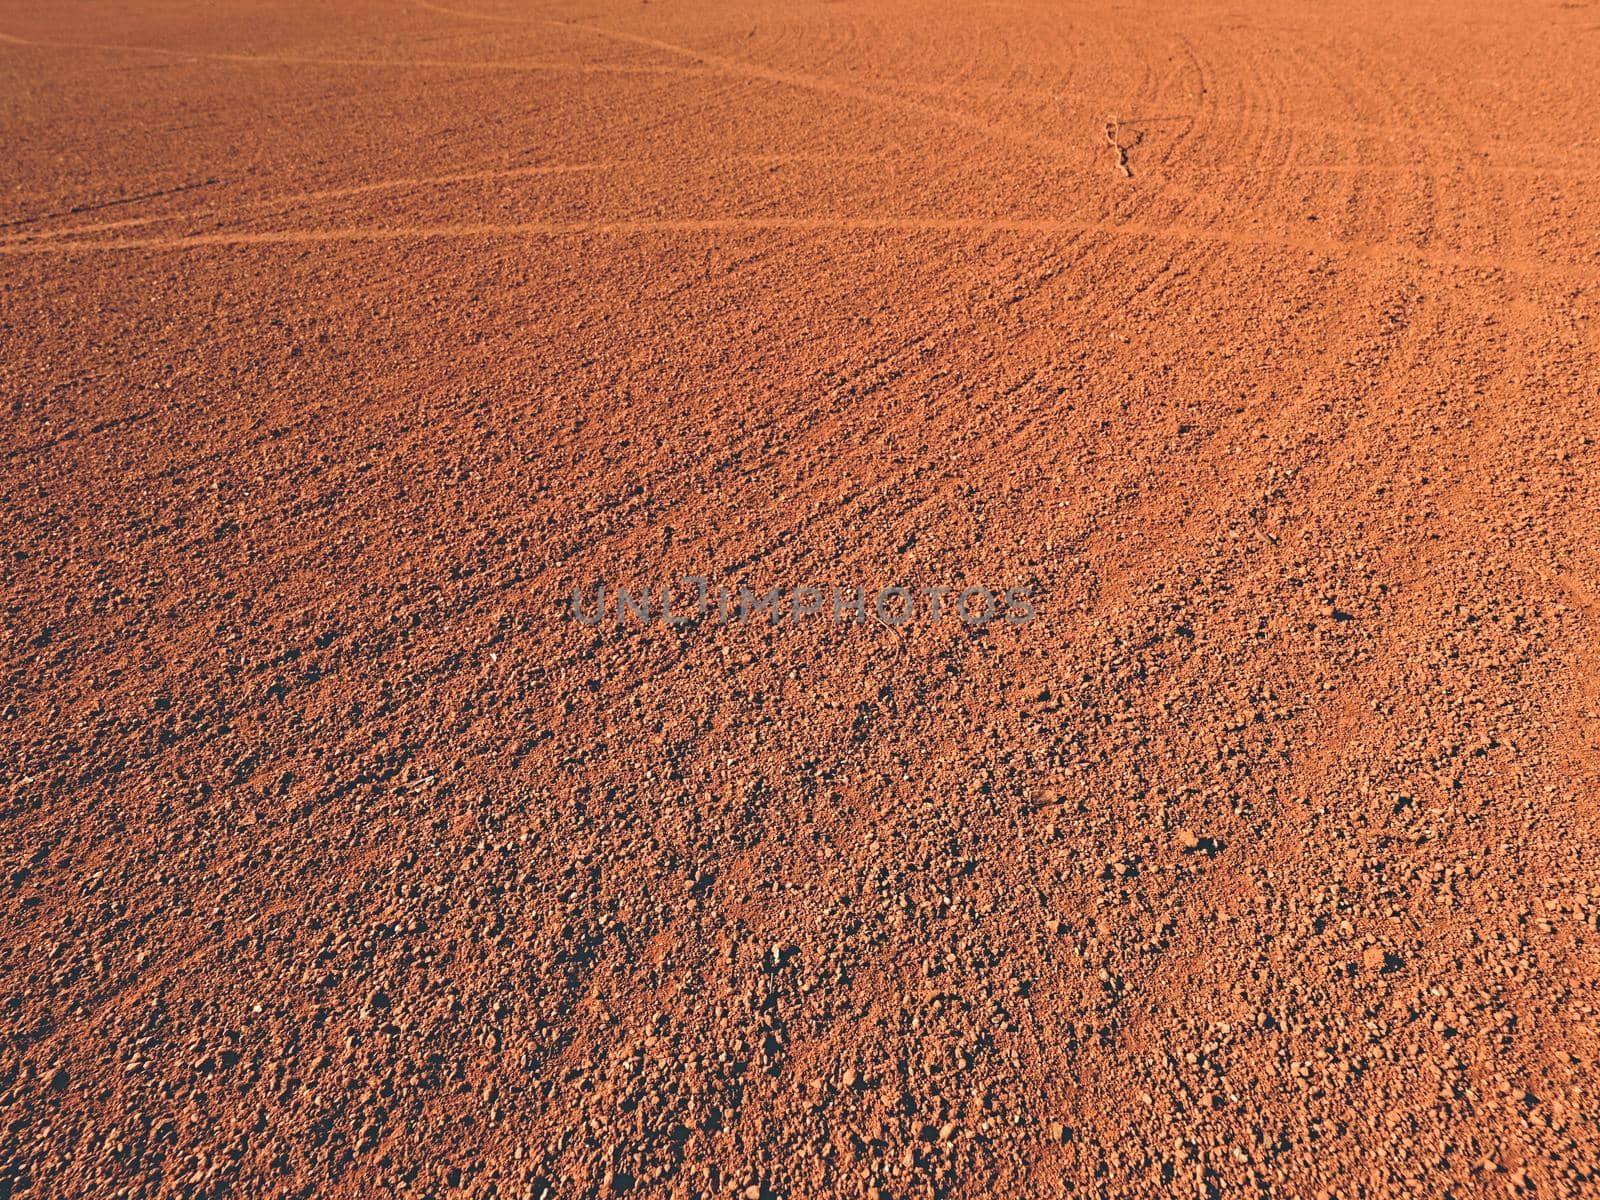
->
410, 1, 1087, 162
0, 28, 709, 74
0, 154, 890, 243
0, 178, 222, 232
0, 162, 610, 243
0, 163, 618, 244
566, 19, 1085, 161
3, 215, 1592, 281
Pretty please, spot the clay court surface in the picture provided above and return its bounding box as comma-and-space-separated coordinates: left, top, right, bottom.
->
3, 0, 1600, 1196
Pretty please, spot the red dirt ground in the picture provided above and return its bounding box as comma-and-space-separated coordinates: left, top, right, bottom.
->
3, 1, 1600, 1197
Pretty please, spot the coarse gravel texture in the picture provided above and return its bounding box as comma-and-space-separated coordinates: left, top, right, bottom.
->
2, 1, 1599, 1197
